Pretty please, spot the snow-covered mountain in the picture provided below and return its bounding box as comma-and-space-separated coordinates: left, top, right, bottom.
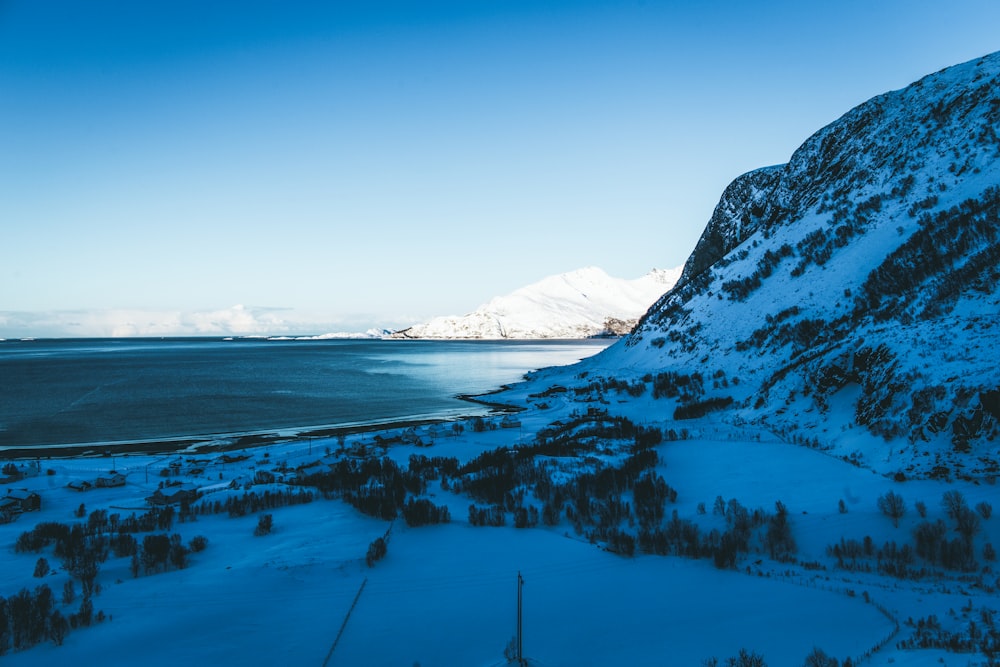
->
391, 266, 681, 339
514, 51, 1000, 480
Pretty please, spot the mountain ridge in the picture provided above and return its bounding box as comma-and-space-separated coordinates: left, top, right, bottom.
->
391, 266, 681, 339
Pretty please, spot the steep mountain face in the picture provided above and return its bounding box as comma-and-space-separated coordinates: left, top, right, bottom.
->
392, 267, 681, 339
558, 52, 1000, 479
680, 165, 784, 281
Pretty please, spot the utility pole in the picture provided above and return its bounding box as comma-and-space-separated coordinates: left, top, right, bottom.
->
517, 571, 525, 665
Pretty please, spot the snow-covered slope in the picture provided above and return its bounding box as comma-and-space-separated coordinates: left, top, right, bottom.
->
392, 266, 681, 339
513, 51, 1000, 480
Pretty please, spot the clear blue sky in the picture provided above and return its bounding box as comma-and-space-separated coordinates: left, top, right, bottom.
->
2, 0, 999, 336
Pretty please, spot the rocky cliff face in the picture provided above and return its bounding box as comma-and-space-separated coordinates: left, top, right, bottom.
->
679, 166, 783, 283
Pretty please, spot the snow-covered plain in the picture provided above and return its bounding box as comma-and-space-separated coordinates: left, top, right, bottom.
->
1, 390, 994, 666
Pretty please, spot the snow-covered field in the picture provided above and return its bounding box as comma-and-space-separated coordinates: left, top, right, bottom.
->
1, 401, 994, 666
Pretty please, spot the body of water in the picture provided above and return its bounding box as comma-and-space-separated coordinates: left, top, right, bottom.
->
0, 337, 609, 449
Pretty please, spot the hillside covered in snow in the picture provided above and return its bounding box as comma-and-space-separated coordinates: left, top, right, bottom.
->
391, 266, 681, 339
516, 51, 1000, 481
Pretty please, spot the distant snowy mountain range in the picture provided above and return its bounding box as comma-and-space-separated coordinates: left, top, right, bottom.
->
389, 266, 681, 339
507, 51, 1000, 480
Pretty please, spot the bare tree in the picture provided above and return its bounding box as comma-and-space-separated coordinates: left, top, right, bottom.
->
62, 580, 75, 606
878, 491, 906, 527
941, 490, 966, 519
954, 505, 981, 543
803, 647, 839, 667
727, 649, 767, 667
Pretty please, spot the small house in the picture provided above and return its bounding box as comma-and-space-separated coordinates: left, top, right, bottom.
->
295, 461, 327, 477
95, 472, 126, 488
400, 427, 433, 447
0, 497, 20, 523
500, 415, 522, 429
147, 483, 200, 506
67, 481, 93, 492
5, 489, 41, 512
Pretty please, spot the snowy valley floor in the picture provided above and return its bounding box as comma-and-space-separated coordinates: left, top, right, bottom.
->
0, 403, 996, 666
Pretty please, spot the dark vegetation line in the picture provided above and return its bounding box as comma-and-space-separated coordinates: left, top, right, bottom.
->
323, 577, 368, 667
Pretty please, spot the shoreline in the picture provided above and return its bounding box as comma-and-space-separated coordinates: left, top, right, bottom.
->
0, 417, 455, 461
0, 392, 521, 461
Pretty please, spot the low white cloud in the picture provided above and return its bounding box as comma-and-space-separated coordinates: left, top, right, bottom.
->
0, 306, 409, 338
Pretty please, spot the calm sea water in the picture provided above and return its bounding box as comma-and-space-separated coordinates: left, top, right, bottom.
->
0, 338, 610, 449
